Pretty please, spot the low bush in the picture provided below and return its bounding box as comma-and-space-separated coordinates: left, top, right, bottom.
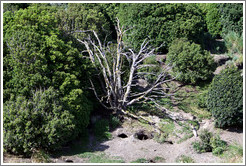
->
94, 119, 112, 140
193, 129, 212, 153
167, 38, 216, 84
210, 135, 227, 156
207, 67, 243, 128
110, 116, 121, 129
197, 90, 208, 109
192, 129, 227, 155
3, 88, 75, 156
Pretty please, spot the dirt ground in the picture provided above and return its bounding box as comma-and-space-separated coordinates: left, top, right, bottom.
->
4, 118, 243, 164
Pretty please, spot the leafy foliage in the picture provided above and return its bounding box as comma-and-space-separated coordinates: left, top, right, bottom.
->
210, 135, 227, 156
3, 3, 31, 13
118, 3, 206, 52
3, 4, 94, 154
3, 88, 75, 156
57, 3, 111, 42
207, 67, 243, 128
224, 31, 243, 67
204, 4, 222, 37
218, 3, 243, 36
94, 119, 112, 140
167, 38, 216, 83
193, 129, 213, 153
192, 129, 227, 155
197, 90, 208, 109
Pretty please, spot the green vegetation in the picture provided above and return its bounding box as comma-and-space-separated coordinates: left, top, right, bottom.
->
154, 119, 175, 143
224, 31, 243, 67
204, 4, 222, 38
175, 87, 211, 121
218, 3, 243, 36
79, 152, 124, 163
94, 119, 112, 141
153, 156, 166, 163
131, 158, 149, 163
3, 3, 243, 161
118, 3, 206, 52
222, 144, 243, 163
3, 4, 94, 156
192, 129, 227, 155
110, 116, 121, 129
167, 38, 216, 84
31, 149, 51, 163
3, 88, 76, 156
207, 67, 243, 128
176, 155, 195, 163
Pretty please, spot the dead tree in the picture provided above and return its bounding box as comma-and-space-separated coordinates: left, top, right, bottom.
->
77, 19, 176, 123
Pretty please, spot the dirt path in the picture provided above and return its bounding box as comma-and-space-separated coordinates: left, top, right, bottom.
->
96, 127, 221, 163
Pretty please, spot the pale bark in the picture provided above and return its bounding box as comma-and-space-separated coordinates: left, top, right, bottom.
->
77, 19, 176, 116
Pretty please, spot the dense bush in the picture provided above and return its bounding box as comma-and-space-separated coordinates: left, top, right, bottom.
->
3, 5, 94, 156
94, 119, 112, 140
207, 67, 243, 127
118, 3, 206, 52
204, 4, 222, 38
57, 3, 111, 42
3, 88, 75, 156
3, 3, 30, 13
166, 38, 216, 84
210, 135, 227, 156
193, 129, 213, 153
197, 90, 208, 109
192, 129, 227, 155
3, 4, 93, 132
218, 3, 243, 36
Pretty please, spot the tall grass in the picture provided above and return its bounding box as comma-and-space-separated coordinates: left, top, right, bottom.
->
224, 31, 243, 66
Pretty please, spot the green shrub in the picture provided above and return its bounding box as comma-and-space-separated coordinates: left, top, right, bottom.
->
192, 129, 227, 155
197, 90, 208, 108
225, 31, 243, 55
192, 129, 213, 153
218, 3, 243, 36
205, 4, 222, 38
57, 3, 111, 41
167, 38, 216, 84
94, 119, 112, 140
210, 135, 227, 156
110, 116, 121, 129
118, 3, 206, 52
224, 31, 243, 67
207, 67, 243, 127
3, 88, 75, 156
3, 4, 94, 136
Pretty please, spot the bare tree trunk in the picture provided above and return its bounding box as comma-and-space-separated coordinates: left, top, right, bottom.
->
77, 18, 176, 120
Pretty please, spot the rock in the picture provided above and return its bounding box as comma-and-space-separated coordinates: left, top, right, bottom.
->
213, 54, 230, 65
214, 65, 226, 75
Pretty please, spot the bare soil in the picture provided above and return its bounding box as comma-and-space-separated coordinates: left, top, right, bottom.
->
4, 117, 243, 164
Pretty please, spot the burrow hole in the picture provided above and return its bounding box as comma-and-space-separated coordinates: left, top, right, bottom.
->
118, 133, 128, 138
135, 132, 149, 140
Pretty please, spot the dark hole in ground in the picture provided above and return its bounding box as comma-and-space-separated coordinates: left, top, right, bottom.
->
135, 132, 149, 140
166, 140, 173, 144
118, 133, 128, 138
